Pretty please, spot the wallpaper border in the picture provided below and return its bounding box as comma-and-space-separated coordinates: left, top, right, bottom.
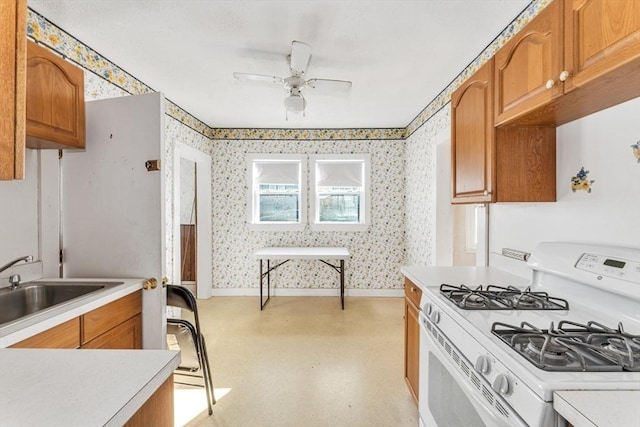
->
27, 0, 549, 141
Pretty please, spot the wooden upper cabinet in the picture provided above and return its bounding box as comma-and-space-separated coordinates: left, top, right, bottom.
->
564, 0, 640, 92
452, 58, 556, 204
26, 40, 85, 149
564, 0, 640, 93
494, 0, 563, 126
495, 0, 640, 127
452, 59, 495, 203
0, 0, 26, 180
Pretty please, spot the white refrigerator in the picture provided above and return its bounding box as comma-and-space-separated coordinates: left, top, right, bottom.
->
61, 92, 167, 349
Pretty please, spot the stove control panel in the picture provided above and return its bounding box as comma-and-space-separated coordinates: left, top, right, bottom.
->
576, 253, 640, 282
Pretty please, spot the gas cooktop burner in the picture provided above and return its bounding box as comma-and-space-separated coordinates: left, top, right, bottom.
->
440, 284, 569, 310
492, 320, 640, 372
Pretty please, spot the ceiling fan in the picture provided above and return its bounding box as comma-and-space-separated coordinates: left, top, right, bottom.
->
233, 41, 352, 117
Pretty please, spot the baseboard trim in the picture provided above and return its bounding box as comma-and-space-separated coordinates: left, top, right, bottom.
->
210, 288, 404, 298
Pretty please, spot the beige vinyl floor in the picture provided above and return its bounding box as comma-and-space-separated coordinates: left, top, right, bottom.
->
174, 296, 419, 427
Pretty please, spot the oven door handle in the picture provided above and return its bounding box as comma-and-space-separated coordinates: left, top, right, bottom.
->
423, 319, 528, 427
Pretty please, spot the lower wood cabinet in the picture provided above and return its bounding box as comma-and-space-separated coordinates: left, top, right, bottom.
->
124, 375, 175, 427
10, 290, 142, 349
404, 277, 422, 404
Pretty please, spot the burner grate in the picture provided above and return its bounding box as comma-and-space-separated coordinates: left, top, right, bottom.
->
440, 284, 569, 310
492, 321, 640, 372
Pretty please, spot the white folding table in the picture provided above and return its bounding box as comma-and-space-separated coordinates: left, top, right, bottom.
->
254, 247, 351, 310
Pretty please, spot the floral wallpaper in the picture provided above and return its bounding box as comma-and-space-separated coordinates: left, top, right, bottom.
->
404, 107, 449, 265
212, 139, 406, 289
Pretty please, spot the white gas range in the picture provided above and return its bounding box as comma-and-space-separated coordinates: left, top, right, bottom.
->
405, 242, 640, 427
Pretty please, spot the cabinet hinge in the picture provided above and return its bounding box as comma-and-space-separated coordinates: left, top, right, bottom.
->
58, 149, 63, 160
59, 249, 64, 264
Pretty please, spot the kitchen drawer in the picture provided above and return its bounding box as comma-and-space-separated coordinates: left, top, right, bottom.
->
82, 291, 142, 344
82, 314, 142, 349
10, 317, 80, 349
404, 277, 422, 308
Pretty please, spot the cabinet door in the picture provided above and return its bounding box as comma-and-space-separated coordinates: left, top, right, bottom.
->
494, 0, 563, 125
564, 0, 640, 93
451, 59, 495, 203
81, 314, 142, 349
404, 298, 420, 404
0, 0, 26, 180
82, 291, 142, 344
26, 41, 85, 149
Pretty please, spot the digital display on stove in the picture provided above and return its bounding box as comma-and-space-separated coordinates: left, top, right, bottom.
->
604, 259, 625, 268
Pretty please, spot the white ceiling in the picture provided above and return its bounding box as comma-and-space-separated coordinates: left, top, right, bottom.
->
28, 0, 530, 130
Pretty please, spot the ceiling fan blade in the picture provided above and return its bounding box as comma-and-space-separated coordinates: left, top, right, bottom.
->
306, 78, 352, 93
233, 72, 283, 84
289, 41, 311, 75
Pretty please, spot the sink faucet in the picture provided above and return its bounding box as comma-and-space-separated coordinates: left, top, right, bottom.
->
1, 255, 33, 290
0, 255, 33, 275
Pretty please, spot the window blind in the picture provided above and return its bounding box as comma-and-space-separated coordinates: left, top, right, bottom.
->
316, 161, 363, 187
254, 162, 300, 185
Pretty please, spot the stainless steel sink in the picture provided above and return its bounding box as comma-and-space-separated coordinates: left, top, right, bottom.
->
0, 281, 122, 326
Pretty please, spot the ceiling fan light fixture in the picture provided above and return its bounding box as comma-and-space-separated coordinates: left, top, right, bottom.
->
233, 40, 352, 118
284, 92, 305, 113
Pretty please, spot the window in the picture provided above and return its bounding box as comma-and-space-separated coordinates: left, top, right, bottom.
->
310, 154, 370, 231
247, 154, 306, 230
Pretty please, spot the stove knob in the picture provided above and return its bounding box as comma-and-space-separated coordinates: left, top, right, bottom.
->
425, 303, 433, 316
430, 310, 441, 324
492, 374, 511, 396
474, 355, 491, 375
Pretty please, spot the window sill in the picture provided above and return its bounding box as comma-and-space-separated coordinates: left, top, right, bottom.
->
310, 223, 369, 232
248, 223, 307, 232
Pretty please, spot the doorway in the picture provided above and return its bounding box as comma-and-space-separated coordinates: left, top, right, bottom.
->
173, 143, 212, 299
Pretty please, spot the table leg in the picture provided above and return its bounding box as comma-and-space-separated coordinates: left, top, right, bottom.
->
259, 259, 264, 310
340, 259, 345, 310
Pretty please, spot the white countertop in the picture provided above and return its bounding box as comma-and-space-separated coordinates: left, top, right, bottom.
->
254, 246, 351, 260
0, 348, 180, 426
400, 265, 530, 293
0, 278, 144, 348
554, 390, 640, 427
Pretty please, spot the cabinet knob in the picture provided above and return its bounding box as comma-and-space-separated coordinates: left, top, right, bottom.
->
558, 70, 570, 82
483, 190, 491, 196
545, 79, 555, 90
143, 277, 158, 290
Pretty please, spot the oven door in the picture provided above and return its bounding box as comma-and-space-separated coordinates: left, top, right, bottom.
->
418, 311, 527, 427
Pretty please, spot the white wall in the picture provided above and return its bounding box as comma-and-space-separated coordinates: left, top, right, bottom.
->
489, 97, 640, 275
0, 150, 58, 282
0, 151, 40, 268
